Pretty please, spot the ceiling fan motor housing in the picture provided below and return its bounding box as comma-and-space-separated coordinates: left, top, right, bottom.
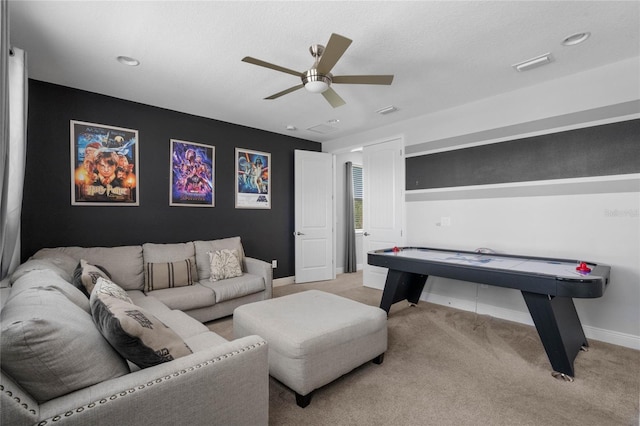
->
302, 69, 332, 93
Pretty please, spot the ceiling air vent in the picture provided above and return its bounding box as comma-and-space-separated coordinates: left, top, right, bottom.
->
512, 53, 553, 72
307, 123, 339, 134
376, 105, 398, 115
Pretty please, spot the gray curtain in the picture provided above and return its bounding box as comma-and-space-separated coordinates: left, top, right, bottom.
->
1, 0, 28, 281
344, 162, 357, 273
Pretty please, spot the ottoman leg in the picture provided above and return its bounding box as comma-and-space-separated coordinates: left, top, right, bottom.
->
372, 353, 385, 365
296, 391, 313, 408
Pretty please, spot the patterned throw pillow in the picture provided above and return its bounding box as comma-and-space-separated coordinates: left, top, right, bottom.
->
208, 249, 243, 282
93, 276, 132, 304
72, 259, 112, 297
90, 283, 193, 369
144, 258, 196, 292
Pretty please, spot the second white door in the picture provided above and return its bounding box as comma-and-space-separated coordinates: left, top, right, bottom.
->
362, 138, 404, 290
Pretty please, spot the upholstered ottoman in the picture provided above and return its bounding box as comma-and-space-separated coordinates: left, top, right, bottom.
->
233, 289, 387, 407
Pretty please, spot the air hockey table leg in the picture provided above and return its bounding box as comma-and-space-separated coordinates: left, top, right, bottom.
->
380, 270, 428, 314
521, 291, 588, 379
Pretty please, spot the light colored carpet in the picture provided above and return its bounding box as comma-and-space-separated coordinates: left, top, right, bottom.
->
206, 272, 640, 426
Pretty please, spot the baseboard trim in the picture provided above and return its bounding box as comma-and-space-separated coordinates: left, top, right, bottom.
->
361, 284, 640, 350
273, 276, 295, 287
419, 292, 639, 350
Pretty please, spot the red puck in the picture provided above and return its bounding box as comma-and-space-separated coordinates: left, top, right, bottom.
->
392, 246, 400, 253
576, 262, 591, 273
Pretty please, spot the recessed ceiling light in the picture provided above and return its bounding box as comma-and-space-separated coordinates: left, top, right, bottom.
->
327, 119, 340, 124
562, 32, 590, 46
286, 125, 297, 131
117, 56, 140, 66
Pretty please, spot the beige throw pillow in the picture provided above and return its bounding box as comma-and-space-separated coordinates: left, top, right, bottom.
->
209, 249, 243, 282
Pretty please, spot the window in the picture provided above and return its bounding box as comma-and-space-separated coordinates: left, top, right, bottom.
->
352, 165, 363, 230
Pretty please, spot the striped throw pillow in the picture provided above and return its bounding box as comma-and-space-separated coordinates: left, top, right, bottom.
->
144, 258, 196, 292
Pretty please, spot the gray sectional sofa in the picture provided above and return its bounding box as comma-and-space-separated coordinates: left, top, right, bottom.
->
0, 237, 272, 426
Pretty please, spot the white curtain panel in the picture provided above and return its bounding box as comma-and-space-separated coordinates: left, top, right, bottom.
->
0, 0, 28, 280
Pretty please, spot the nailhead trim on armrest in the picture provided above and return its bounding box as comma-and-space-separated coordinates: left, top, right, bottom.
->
0, 384, 38, 416
11, 341, 266, 425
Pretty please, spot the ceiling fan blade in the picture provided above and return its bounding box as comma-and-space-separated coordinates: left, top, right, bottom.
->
265, 84, 304, 100
316, 33, 352, 75
242, 56, 303, 77
332, 75, 394, 85
321, 87, 346, 108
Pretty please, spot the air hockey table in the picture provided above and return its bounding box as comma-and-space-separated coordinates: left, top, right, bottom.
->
367, 246, 611, 380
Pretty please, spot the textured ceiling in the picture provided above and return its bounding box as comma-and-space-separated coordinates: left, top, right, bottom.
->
8, 1, 640, 145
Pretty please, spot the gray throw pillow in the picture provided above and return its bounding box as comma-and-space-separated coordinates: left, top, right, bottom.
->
10, 269, 91, 313
0, 287, 129, 402
91, 279, 193, 368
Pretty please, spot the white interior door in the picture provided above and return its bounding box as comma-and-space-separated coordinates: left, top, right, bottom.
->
294, 150, 335, 283
362, 138, 404, 289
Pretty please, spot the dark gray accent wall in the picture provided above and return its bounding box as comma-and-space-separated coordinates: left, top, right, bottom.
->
406, 119, 640, 190
22, 80, 321, 278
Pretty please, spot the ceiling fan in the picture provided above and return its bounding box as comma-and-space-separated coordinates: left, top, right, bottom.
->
242, 33, 394, 108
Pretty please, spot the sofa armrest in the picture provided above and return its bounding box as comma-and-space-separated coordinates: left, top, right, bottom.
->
35, 335, 268, 426
244, 257, 273, 299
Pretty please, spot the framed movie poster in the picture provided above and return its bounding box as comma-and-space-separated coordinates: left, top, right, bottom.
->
170, 139, 214, 207
235, 148, 271, 209
70, 120, 139, 206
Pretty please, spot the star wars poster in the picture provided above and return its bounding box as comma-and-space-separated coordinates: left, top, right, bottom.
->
70, 120, 139, 206
170, 140, 214, 207
235, 148, 270, 209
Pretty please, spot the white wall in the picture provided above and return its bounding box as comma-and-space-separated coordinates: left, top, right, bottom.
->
325, 57, 640, 349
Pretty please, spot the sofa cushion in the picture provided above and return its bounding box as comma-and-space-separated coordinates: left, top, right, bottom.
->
184, 330, 229, 352
142, 241, 196, 263
152, 310, 210, 340
73, 259, 112, 296
30, 249, 79, 278
143, 242, 198, 287
0, 287, 129, 403
127, 291, 173, 316
91, 279, 193, 369
201, 273, 265, 303
145, 283, 216, 312
10, 255, 76, 284
9, 269, 90, 313
209, 249, 243, 282
194, 237, 245, 281
42, 245, 145, 291
144, 258, 196, 292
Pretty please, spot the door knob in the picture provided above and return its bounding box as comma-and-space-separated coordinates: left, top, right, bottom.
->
294, 231, 305, 236
363, 232, 370, 236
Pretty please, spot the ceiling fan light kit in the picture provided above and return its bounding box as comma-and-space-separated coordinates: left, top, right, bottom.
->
303, 69, 331, 93
242, 33, 394, 108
